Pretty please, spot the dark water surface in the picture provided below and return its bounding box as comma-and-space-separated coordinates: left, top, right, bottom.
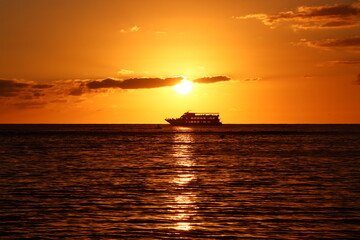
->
0, 124, 359, 239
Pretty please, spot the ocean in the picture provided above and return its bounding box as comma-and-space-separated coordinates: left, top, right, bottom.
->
0, 124, 359, 239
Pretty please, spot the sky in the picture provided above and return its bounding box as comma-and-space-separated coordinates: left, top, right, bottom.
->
0, 0, 359, 123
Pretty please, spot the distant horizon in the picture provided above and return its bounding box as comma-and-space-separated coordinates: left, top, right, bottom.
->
1, 123, 359, 125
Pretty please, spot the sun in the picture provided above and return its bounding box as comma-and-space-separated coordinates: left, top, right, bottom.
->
174, 79, 193, 95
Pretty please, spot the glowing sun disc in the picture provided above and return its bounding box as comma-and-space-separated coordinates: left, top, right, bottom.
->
174, 80, 193, 95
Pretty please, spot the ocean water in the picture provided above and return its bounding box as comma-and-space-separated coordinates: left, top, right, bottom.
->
0, 124, 359, 239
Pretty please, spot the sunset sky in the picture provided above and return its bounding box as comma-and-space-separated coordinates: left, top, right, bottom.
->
0, 0, 359, 123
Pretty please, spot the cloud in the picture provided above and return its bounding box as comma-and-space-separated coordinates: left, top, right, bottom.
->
0, 79, 30, 97
120, 25, 140, 33
130, 26, 140, 32
0, 78, 85, 104
320, 60, 360, 66
192, 76, 231, 84
86, 76, 184, 90
1, 75, 233, 109
0, 79, 56, 109
87, 75, 232, 90
2, 75, 232, 99
244, 77, 261, 81
301, 36, 360, 50
356, 73, 360, 84
0, 79, 54, 97
330, 60, 360, 65
12, 101, 47, 109
236, 1, 360, 29
68, 87, 84, 96
0, 79, 53, 97
117, 69, 134, 75
32, 84, 53, 89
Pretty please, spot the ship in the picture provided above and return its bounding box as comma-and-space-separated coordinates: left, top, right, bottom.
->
165, 112, 222, 126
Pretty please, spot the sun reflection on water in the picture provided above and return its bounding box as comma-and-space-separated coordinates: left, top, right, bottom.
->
169, 133, 198, 232
173, 145, 194, 167
172, 133, 195, 167
173, 173, 196, 186
174, 126, 193, 132
174, 222, 192, 231
174, 194, 195, 206
169, 193, 197, 231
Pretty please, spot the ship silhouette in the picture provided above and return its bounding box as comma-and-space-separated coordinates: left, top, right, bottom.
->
165, 112, 222, 126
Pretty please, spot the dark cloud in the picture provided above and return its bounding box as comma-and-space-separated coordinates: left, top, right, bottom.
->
356, 73, 360, 84
192, 76, 231, 84
0, 74, 236, 111
84, 75, 232, 92
303, 36, 360, 50
236, 1, 360, 29
0, 79, 30, 97
86, 78, 121, 89
33, 91, 45, 97
13, 101, 47, 109
0, 79, 53, 97
87, 76, 184, 90
69, 87, 84, 96
32, 84, 53, 89
1, 74, 233, 110
2, 75, 233, 99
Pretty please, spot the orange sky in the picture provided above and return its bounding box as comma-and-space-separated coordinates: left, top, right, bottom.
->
0, 0, 359, 123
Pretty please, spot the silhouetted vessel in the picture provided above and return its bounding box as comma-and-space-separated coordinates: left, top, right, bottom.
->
165, 112, 222, 126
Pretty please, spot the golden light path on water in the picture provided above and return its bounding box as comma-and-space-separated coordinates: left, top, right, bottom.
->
169, 129, 198, 231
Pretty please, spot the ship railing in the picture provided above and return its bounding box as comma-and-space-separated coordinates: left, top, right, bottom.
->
193, 113, 219, 116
